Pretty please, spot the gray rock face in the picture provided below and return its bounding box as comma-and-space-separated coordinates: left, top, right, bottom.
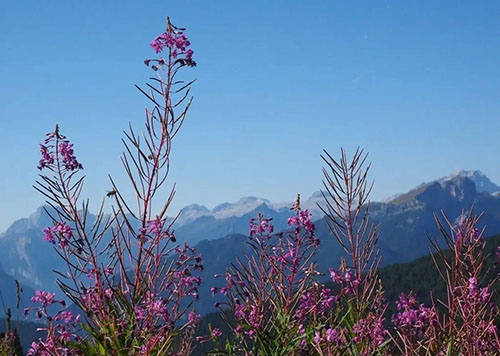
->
439, 170, 500, 195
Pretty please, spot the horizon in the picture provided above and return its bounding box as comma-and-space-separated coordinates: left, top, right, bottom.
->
1, 168, 498, 235
2, 1, 500, 232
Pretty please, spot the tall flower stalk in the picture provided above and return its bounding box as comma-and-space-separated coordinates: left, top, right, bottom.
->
206, 196, 326, 355
320, 149, 389, 355
31, 17, 201, 355
206, 150, 390, 356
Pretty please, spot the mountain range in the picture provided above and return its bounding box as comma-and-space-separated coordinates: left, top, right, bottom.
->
1, 170, 500, 317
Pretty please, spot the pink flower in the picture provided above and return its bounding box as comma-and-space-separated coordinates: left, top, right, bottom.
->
31, 290, 56, 307
211, 328, 222, 338
105, 288, 113, 299
59, 142, 82, 171
150, 38, 165, 53
149, 30, 194, 62
329, 268, 342, 283
234, 303, 246, 319
326, 328, 343, 346
188, 311, 201, 326
42, 222, 74, 249
38, 144, 54, 170
314, 331, 322, 344
43, 227, 55, 244
235, 325, 243, 335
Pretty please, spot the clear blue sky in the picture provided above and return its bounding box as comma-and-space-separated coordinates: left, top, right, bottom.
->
1, 1, 500, 232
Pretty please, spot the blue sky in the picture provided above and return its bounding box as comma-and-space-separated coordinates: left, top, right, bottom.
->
1, 1, 500, 232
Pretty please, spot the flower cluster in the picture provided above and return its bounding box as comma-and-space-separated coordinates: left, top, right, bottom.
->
31, 290, 58, 308
58, 141, 82, 171
462, 276, 492, 305
38, 144, 54, 170
312, 327, 345, 348
249, 215, 274, 239
352, 315, 387, 352
138, 216, 176, 242
151, 31, 192, 56
329, 268, 361, 296
135, 293, 169, 324
37, 127, 82, 172
392, 292, 436, 338
146, 21, 195, 70
25, 291, 81, 356
295, 286, 338, 321
42, 221, 75, 248
287, 209, 315, 233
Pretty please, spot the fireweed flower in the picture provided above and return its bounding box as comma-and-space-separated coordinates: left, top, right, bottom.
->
31, 290, 56, 307
329, 267, 360, 296
146, 216, 165, 236
319, 286, 338, 314
148, 27, 195, 67
325, 328, 344, 346
188, 311, 201, 326
59, 142, 82, 171
211, 328, 222, 339
352, 315, 387, 351
42, 222, 74, 248
314, 330, 323, 344
234, 303, 246, 320
287, 209, 315, 233
249, 216, 274, 239
295, 292, 316, 321
37, 127, 82, 172
38, 144, 54, 169
42, 227, 55, 244
25, 291, 81, 356
392, 292, 436, 338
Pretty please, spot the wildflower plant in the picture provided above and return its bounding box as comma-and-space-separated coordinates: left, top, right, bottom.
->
207, 150, 390, 356
391, 211, 500, 355
24, 292, 81, 356
206, 197, 326, 355
319, 149, 389, 355
32, 17, 201, 355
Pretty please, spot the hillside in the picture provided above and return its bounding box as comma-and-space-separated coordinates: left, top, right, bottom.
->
0, 265, 35, 319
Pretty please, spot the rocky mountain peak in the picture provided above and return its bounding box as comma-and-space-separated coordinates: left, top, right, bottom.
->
439, 170, 499, 195
440, 175, 477, 201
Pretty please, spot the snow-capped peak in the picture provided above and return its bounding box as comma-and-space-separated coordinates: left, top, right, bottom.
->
212, 197, 270, 219
439, 170, 499, 194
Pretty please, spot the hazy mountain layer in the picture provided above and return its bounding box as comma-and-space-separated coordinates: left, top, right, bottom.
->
0, 170, 499, 315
